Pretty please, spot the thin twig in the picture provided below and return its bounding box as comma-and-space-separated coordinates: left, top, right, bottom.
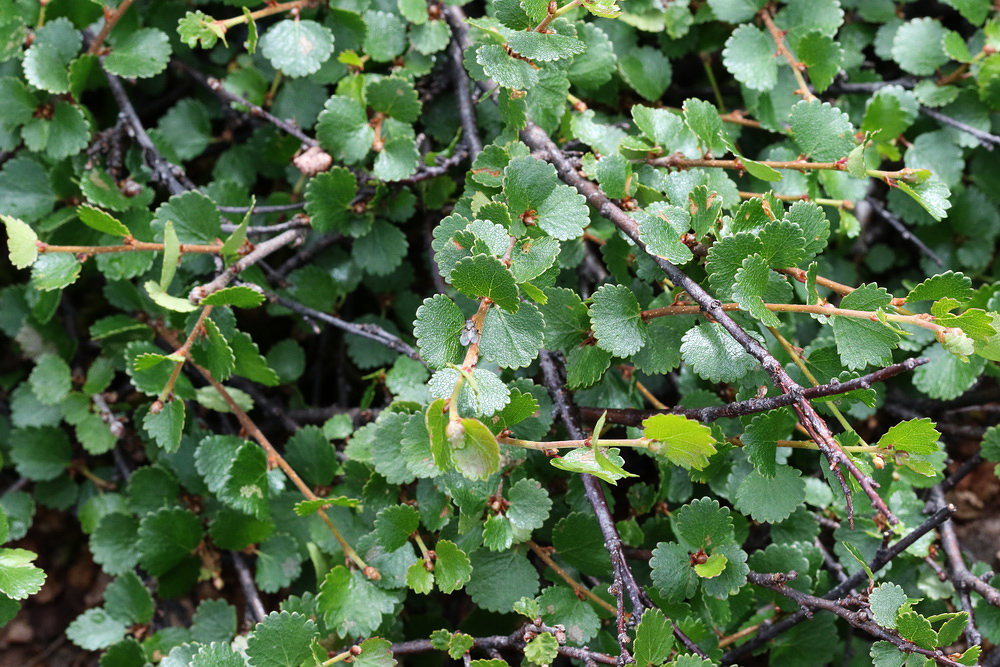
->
444, 9, 483, 158
266, 291, 423, 363
230, 551, 267, 623
864, 198, 945, 267
931, 487, 1000, 608
527, 541, 617, 614
920, 106, 1000, 151
87, 0, 135, 55
189, 227, 307, 302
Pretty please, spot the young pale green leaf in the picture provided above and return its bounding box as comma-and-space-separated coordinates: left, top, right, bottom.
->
694, 552, 728, 578
876, 418, 940, 455
177, 11, 225, 49
452, 418, 501, 481
895, 179, 952, 222
642, 415, 717, 470
722, 24, 777, 92
2, 215, 38, 269
260, 20, 333, 77
145, 281, 200, 313
524, 632, 559, 665
589, 283, 646, 357
0, 548, 45, 601
105, 28, 172, 79
450, 254, 520, 313
550, 446, 633, 485
895, 608, 938, 650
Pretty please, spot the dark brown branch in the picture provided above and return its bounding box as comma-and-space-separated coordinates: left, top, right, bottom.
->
864, 198, 945, 267
746, 571, 965, 667
444, 6, 483, 158
920, 106, 1000, 151
230, 551, 266, 623
101, 62, 193, 196
723, 504, 955, 663
265, 291, 423, 363
580, 358, 929, 426
520, 123, 897, 528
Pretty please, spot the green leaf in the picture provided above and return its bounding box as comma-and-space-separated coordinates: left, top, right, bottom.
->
450, 255, 520, 313
896, 608, 938, 650
2, 214, 38, 269
201, 286, 265, 308
891, 18, 948, 76
105, 28, 171, 79
467, 547, 539, 613
293, 496, 360, 516
683, 98, 727, 156
733, 254, 780, 327
895, 179, 952, 222
619, 46, 672, 102
260, 20, 334, 77
435, 540, 472, 593
177, 11, 226, 50
722, 24, 777, 92
796, 31, 843, 93
66, 608, 126, 650
78, 205, 130, 238
317, 565, 398, 637
707, 0, 766, 22
506, 31, 585, 62
374, 134, 419, 182
503, 156, 589, 241
0, 548, 45, 601
633, 608, 674, 667
246, 611, 318, 667
479, 302, 544, 369
0, 157, 55, 223
741, 408, 795, 477
374, 504, 420, 551
316, 96, 375, 164
642, 414, 717, 470
21, 100, 90, 160
637, 203, 693, 265
789, 99, 856, 162
29, 354, 71, 406
192, 317, 235, 383
367, 77, 422, 123
650, 542, 697, 602
414, 294, 466, 370
524, 632, 559, 665
104, 572, 154, 625
862, 86, 920, 139
590, 283, 646, 357
363, 11, 406, 62
137, 506, 202, 576
9, 426, 72, 482
680, 322, 761, 383
452, 418, 501, 481
694, 552, 728, 578
477, 44, 539, 90
483, 514, 514, 551
734, 466, 805, 523
906, 271, 973, 304
675, 497, 736, 548
408, 561, 435, 594
145, 280, 199, 313
877, 418, 940, 455
354, 638, 396, 667
22, 18, 80, 94
550, 445, 632, 484
831, 284, 900, 370
304, 168, 357, 233
143, 400, 186, 453
869, 582, 907, 629
91, 514, 140, 576
192, 599, 237, 643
